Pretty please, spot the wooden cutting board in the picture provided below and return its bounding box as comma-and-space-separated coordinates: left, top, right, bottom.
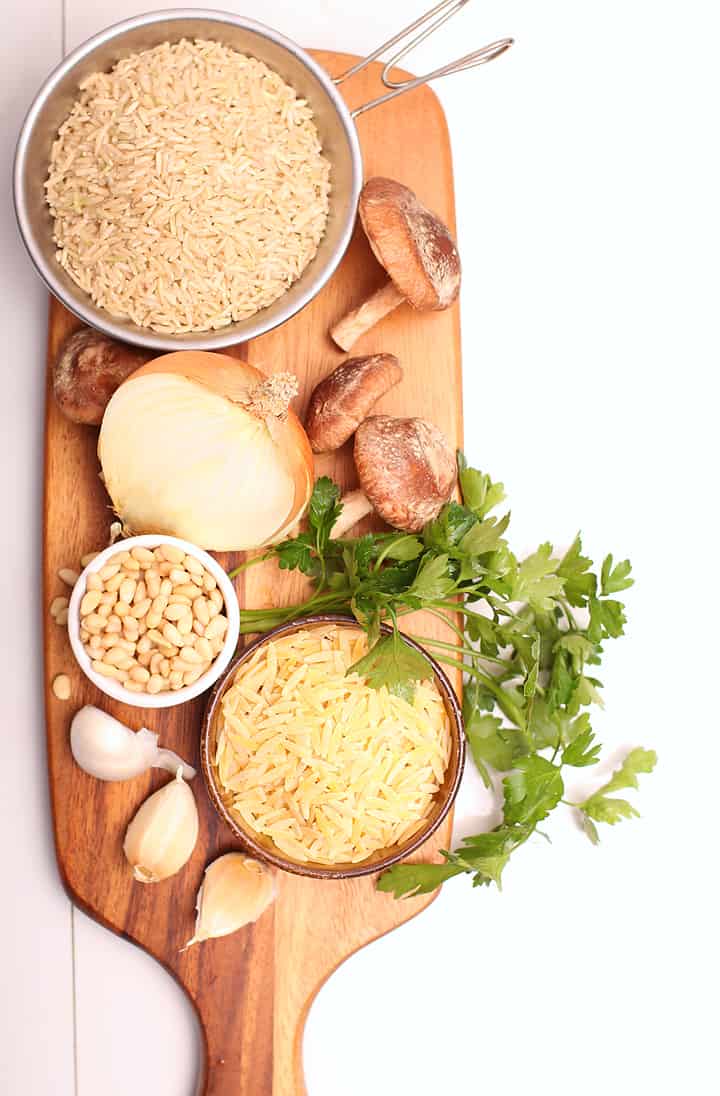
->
43, 51, 462, 1096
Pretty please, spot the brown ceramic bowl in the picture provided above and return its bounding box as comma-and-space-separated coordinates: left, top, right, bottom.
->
201, 614, 465, 879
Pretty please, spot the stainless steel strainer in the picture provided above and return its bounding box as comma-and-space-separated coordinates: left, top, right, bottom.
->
14, 2, 512, 351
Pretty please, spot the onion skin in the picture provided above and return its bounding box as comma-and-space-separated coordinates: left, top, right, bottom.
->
98, 352, 313, 551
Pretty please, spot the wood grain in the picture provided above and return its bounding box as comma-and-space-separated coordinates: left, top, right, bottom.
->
43, 52, 462, 1096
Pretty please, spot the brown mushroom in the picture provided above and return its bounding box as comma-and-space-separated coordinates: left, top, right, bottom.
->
331, 415, 457, 537
53, 328, 153, 425
330, 178, 461, 352
305, 353, 403, 453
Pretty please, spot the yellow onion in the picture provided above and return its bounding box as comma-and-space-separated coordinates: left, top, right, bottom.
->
98, 351, 313, 551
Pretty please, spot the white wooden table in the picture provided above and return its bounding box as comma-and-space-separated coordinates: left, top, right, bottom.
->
1, 1, 716, 1093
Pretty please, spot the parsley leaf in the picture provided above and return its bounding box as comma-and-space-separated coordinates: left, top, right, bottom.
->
274, 533, 315, 575
349, 631, 431, 698
601, 554, 634, 596
512, 543, 565, 611
458, 451, 505, 517
503, 756, 564, 827
578, 748, 657, 838
561, 720, 600, 767
308, 476, 342, 556
377, 859, 466, 898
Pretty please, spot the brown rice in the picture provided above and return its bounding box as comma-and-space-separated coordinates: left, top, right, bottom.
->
45, 38, 331, 333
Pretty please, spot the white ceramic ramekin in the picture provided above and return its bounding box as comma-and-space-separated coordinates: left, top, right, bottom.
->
67, 534, 240, 709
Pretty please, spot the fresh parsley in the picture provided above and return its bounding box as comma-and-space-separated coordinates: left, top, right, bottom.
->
232, 456, 655, 897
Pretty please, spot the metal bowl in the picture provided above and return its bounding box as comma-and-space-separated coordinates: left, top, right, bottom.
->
13, 9, 363, 352
201, 614, 465, 880
14, 5, 512, 352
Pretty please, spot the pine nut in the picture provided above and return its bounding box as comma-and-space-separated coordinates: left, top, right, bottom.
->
52, 674, 71, 700
169, 670, 184, 689
160, 658, 171, 678
131, 547, 155, 563
122, 557, 141, 572
184, 555, 204, 576
168, 568, 189, 585
137, 619, 147, 636
124, 681, 146, 693
56, 608, 69, 626
206, 615, 228, 640
92, 660, 128, 681
105, 616, 122, 634
119, 578, 136, 604
80, 628, 91, 644
168, 594, 192, 607
207, 600, 219, 620
123, 621, 140, 642
80, 551, 99, 567
195, 637, 212, 662
114, 601, 130, 618
162, 622, 184, 647
83, 613, 105, 634
210, 636, 225, 656
88, 634, 102, 652
86, 573, 103, 591
203, 573, 217, 592
153, 547, 165, 560
209, 589, 223, 610
96, 603, 112, 619
58, 568, 80, 587
103, 647, 131, 668
79, 591, 100, 616
105, 572, 125, 593
192, 620, 205, 637
147, 675, 165, 694
137, 636, 152, 654
98, 563, 120, 582
113, 551, 130, 565
160, 578, 172, 597
157, 562, 173, 577
137, 651, 152, 668
174, 583, 203, 599
99, 591, 116, 605
129, 666, 151, 684
146, 612, 161, 629
179, 646, 203, 664
51, 596, 69, 617
149, 653, 163, 676
183, 666, 207, 686
146, 572, 161, 598
193, 598, 210, 626
114, 637, 136, 653
164, 603, 187, 622
99, 633, 117, 649
131, 598, 152, 618
177, 613, 193, 636
171, 658, 197, 674
160, 545, 185, 564
133, 580, 147, 605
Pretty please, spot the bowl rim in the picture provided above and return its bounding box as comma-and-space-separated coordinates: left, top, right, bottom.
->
13, 7, 364, 352
201, 613, 465, 879
67, 534, 240, 709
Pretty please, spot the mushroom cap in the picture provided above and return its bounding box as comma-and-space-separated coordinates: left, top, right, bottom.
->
359, 178, 461, 312
305, 354, 403, 453
354, 415, 457, 532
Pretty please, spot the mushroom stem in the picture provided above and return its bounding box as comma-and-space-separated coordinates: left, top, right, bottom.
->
331, 489, 374, 538
330, 280, 405, 352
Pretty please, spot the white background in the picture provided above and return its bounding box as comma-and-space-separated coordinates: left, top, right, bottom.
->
1, 1, 717, 1094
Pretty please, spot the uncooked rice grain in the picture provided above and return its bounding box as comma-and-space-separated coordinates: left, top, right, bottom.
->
214, 626, 451, 865
45, 39, 332, 333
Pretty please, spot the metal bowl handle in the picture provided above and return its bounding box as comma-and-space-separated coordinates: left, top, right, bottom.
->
333, 0, 514, 118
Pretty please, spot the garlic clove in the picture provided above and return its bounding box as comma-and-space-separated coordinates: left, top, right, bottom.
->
123, 768, 199, 883
184, 853, 275, 948
70, 705, 196, 781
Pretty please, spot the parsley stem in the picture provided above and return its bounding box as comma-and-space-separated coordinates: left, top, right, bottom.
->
410, 632, 507, 667
227, 552, 274, 579
429, 652, 527, 730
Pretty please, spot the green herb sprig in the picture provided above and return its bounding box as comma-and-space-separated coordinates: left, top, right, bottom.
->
230, 456, 655, 896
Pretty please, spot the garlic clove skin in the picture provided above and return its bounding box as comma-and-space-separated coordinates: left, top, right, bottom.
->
184, 853, 275, 948
70, 705, 196, 781
123, 768, 199, 883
